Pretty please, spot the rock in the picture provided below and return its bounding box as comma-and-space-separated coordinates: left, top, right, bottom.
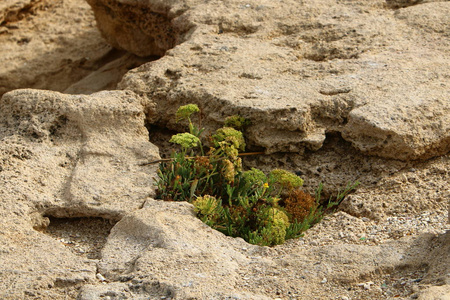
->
85, 0, 196, 57
0, 89, 159, 298
0, 0, 156, 97
94, 199, 272, 299
0, 0, 108, 96
385, 0, 422, 9
0, 89, 159, 218
63, 53, 152, 95
0, 0, 48, 24
85, 0, 450, 160
342, 97, 449, 160
417, 285, 450, 300
395, 2, 450, 37
78, 282, 135, 300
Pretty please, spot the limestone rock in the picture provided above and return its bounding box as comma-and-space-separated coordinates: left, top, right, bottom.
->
385, 0, 422, 9
85, 0, 198, 57
0, 89, 159, 218
0, 0, 156, 97
92, 199, 272, 299
0, 89, 159, 299
0, 0, 48, 24
342, 97, 450, 160
86, 0, 449, 160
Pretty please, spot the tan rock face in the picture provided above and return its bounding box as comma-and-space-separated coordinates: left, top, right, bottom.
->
87, 0, 450, 160
0, 0, 48, 24
0, 89, 159, 218
0, 89, 159, 298
85, 0, 197, 57
0, 0, 155, 97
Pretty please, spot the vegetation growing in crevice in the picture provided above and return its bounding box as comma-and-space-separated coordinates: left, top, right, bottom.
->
155, 104, 359, 246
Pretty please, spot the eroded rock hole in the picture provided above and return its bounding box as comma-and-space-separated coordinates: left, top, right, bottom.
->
43, 216, 116, 259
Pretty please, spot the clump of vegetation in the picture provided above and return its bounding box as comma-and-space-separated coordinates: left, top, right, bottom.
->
224, 115, 251, 130
155, 104, 359, 246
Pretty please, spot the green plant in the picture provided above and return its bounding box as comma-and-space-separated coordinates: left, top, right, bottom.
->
155, 104, 359, 246
224, 115, 251, 130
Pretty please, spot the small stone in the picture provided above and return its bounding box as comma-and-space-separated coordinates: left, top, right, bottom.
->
96, 273, 106, 282
321, 278, 327, 284
357, 281, 374, 290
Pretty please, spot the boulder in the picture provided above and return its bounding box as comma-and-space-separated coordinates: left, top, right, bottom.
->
0, 89, 159, 298
86, 0, 450, 160
85, 0, 199, 57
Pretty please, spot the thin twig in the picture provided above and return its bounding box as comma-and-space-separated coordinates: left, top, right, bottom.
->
139, 152, 265, 166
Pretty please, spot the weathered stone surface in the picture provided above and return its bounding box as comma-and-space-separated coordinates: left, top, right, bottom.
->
85, 0, 197, 57
0, 0, 108, 96
386, 0, 423, 9
0, 0, 47, 24
0, 0, 155, 97
81, 200, 450, 299
0, 91, 447, 299
93, 200, 272, 299
0, 89, 159, 299
86, 0, 450, 160
0, 89, 159, 218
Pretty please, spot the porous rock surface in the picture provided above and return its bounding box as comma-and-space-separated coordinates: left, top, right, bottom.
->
0, 0, 154, 97
0, 89, 159, 298
91, 0, 450, 160
0, 0, 449, 299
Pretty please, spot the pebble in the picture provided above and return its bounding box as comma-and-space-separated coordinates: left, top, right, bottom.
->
357, 281, 374, 290
96, 273, 106, 282
321, 278, 327, 284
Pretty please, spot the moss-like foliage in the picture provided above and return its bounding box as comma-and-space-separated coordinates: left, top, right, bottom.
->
284, 190, 316, 222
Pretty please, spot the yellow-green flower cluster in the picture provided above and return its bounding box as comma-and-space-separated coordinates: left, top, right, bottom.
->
221, 159, 236, 184
212, 127, 246, 152
242, 168, 267, 187
176, 104, 200, 122
270, 169, 303, 190
170, 133, 200, 149
224, 115, 251, 130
